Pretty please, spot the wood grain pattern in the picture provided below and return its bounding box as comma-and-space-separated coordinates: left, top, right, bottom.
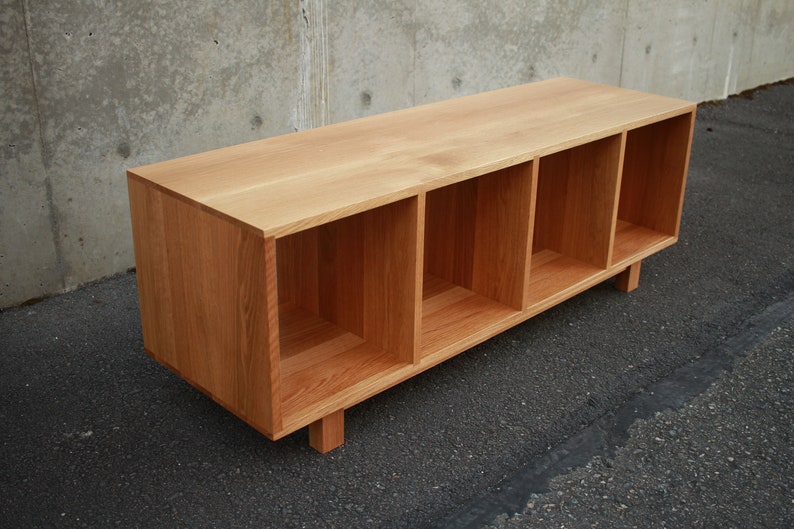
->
533, 134, 622, 269
273, 198, 420, 434
471, 162, 535, 309
421, 275, 518, 358
276, 228, 319, 313
276, 197, 419, 359
127, 78, 696, 450
619, 112, 695, 236
128, 177, 278, 437
611, 219, 676, 267
128, 178, 177, 364
615, 261, 642, 292
128, 78, 694, 238
361, 197, 421, 362
309, 409, 345, 454
526, 250, 604, 306
424, 177, 477, 289
424, 162, 535, 312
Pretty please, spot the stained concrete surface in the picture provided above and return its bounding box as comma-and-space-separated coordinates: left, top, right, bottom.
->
1, 0, 300, 306
413, 0, 626, 103
0, 2, 63, 302
1, 80, 792, 528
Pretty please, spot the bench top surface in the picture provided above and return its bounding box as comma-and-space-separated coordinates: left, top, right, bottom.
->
128, 77, 695, 237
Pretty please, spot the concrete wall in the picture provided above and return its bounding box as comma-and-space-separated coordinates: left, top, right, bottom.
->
2, 0, 793, 307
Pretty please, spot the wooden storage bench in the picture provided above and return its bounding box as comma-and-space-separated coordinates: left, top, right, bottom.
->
127, 77, 695, 453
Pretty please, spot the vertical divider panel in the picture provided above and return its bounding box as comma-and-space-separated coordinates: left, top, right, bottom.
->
471, 161, 536, 310
317, 217, 365, 337
414, 193, 427, 363
257, 236, 282, 434
362, 196, 421, 364
276, 227, 319, 313
562, 135, 622, 269
609, 132, 629, 260
424, 178, 477, 287
523, 158, 541, 308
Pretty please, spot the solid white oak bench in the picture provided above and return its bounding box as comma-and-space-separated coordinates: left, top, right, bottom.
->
128, 77, 695, 453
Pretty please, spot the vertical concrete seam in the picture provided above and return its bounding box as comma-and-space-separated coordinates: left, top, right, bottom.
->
704, 11, 719, 95
412, 0, 418, 106
297, 0, 330, 130
617, 0, 630, 87
20, 0, 66, 292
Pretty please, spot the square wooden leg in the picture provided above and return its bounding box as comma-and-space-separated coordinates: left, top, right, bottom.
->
309, 410, 345, 453
615, 261, 642, 292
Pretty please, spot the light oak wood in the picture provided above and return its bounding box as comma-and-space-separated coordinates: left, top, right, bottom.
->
128, 178, 280, 436
128, 78, 693, 238
127, 77, 695, 452
533, 134, 622, 270
618, 113, 695, 239
424, 161, 534, 313
309, 409, 345, 454
615, 261, 642, 292
421, 274, 519, 358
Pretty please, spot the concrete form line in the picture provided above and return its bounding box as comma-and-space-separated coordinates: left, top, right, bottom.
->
297, 0, 330, 131
19, 0, 67, 293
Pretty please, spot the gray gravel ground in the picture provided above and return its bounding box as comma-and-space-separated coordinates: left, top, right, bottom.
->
485, 318, 794, 529
1, 79, 792, 528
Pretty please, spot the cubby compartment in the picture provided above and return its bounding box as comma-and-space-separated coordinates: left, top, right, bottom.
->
276, 197, 420, 422
528, 135, 622, 306
421, 162, 534, 358
612, 112, 694, 266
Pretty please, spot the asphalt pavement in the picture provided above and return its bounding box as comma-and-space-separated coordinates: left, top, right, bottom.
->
1, 79, 792, 528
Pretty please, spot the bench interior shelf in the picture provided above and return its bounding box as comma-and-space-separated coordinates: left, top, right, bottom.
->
127, 77, 695, 453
